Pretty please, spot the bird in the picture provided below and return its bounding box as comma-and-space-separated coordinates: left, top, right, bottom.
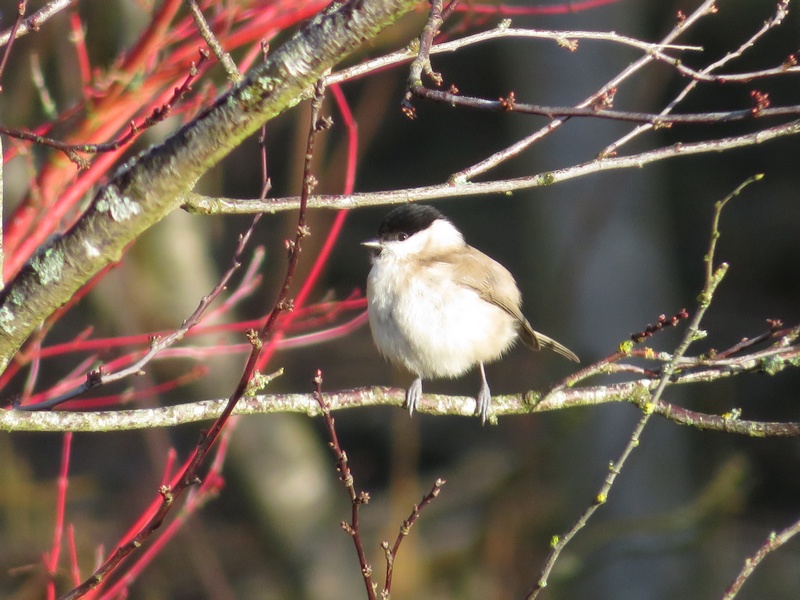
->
363, 204, 578, 424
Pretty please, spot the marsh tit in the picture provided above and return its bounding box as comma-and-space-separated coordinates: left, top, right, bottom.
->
363, 204, 579, 424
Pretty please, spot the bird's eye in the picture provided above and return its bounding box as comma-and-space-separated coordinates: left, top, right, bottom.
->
397, 232, 409, 241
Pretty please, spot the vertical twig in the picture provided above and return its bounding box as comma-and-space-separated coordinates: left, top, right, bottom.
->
185, 0, 243, 84
0, 1, 27, 91
381, 479, 445, 596
402, 0, 450, 117
526, 175, 763, 599
313, 369, 377, 600
0, 133, 4, 286
46, 432, 72, 600
59, 75, 330, 600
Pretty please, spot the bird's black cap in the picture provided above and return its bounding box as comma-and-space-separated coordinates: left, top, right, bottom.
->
377, 204, 444, 238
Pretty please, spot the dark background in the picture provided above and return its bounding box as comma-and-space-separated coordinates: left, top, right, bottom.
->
2, 1, 799, 599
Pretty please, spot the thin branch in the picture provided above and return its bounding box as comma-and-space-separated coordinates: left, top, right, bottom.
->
526, 175, 761, 599
401, 2, 743, 125
402, 0, 448, 118
185, 0, 243, 84
14, 217, 261, 411
183, 119, 800, 215
721, 513, 800, 600
450, 0, 721, 181
412, 85, 800, 124
313, 370, 376, 600
603, 0, 792, 156
0, 0, 75, 47
325, 23, 702, 87
382, 478, 445, 595
0, 1, 28, 91
400, 12, 799, 125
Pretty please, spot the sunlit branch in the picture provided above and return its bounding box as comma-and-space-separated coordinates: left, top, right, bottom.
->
183, 119, 800, 215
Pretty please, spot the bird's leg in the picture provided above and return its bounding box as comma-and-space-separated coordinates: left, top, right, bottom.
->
406, 376, 423, 417
476, 362, 491, 425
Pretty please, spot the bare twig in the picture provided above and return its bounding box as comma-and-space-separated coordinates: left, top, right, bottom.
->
0, 0, 75, 48
603, 0, 793, 156
313, 370, 376, 600
183, 119, 800, 215
57, 74, 329, 600
721, 513, 800, 600
324, 23, 702, 87
14, 223, 262, 411
451, 0, 721, 182
400, 9, 800, 125
382, 478, 445, 595
0, 1, 28, 91
402, 0, 449, 118
185, 0, 243, 84
525, 175, 762, 599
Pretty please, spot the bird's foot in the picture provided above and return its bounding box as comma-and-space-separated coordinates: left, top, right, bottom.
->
406, 377, 422, 418
476, 385, 492, 426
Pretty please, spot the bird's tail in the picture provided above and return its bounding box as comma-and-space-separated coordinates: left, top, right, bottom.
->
520, 320, 580, 362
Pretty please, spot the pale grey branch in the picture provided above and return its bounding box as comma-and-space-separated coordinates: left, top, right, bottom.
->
0, 0, 76, 47
183, 119, 800, 215
4, 372, 799, 436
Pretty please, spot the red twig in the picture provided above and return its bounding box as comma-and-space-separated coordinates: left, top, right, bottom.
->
313, 369, 376, 600
98, 447, 227, 599
66, 525, 81, 587
46, 432, 73, 600
253, 80, 346, 371
59, 78, 328, 600
69, 12, 91, 92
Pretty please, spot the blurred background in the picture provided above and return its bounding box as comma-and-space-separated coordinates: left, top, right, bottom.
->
2, 1, 799, 599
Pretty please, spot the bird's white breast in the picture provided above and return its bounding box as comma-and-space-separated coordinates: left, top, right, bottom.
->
366, 251, 518, 379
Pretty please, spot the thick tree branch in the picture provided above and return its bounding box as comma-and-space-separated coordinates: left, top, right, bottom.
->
0, 0, 420, 375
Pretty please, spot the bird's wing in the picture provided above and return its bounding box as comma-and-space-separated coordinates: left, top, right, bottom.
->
444, 248, 580, 363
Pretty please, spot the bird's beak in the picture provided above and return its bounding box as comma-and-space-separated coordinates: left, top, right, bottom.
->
362, 239, 383, 258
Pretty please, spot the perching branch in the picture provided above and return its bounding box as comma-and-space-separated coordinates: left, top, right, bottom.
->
5, 354, 799, 434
